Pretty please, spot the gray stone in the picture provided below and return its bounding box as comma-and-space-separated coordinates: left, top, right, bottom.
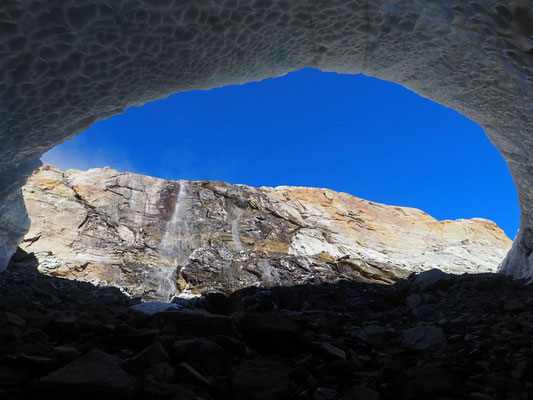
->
403, 326, 447, 350
318, 342, 346, 360
39, 349, 135, 397
414, 269, 453, 290
2, 312, 26, 327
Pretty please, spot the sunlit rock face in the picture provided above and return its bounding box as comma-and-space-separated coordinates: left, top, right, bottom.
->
18, 165, 511, 300
0, 1, 532, 276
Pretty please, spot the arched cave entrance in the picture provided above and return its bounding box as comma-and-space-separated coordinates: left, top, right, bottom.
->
0, 1, 532, 278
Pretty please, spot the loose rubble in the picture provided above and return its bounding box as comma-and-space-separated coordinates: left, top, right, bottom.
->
2, 257, 533, 399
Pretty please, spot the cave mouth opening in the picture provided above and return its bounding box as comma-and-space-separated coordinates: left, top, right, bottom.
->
1, 0, 532, 286
1, 2, 532, 396
20, 68, 518, 301
41, 68, 519, 240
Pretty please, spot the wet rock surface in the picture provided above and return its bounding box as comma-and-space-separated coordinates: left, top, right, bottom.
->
2, 257, 533, 399
20, 165, 511, 301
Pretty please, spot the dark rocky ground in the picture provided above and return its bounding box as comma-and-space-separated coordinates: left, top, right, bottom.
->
2, 252, 533, 399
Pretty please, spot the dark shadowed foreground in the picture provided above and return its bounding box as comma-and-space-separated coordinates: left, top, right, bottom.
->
1, 251, 533, 400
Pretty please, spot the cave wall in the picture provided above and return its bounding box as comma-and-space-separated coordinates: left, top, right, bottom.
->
1, 0, 533, 276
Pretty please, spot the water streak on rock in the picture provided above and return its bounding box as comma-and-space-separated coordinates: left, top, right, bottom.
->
160, 181, 188, 266
232, 209, 243, 252
153, 181, 189, 300
149, 265, 177, 302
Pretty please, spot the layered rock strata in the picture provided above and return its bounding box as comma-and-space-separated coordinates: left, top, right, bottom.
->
19, 165, 511, 300
1, 1, 533, 279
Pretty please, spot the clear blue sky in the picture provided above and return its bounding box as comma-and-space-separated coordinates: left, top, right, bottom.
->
43, 68, 519, 238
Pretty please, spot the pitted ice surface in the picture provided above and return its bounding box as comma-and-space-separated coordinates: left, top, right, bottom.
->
0, 1, 532, 276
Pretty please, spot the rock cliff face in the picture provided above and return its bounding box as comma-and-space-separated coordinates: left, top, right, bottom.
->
18, 165, 512, 301
21, 165, 511, 300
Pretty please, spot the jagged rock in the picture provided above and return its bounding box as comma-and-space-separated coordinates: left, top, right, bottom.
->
413, 269, 454, 290
357, 325, 388, 345
0, 312, 26, 327
402, 326, 447, 350
19, 165, 511, 300
317, 342, 346, 360
38, 349, 135, 398
124, 342, 169, 374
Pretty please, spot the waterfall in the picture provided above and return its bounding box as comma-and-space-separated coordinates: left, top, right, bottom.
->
231, 208, 243, 252
155, 181, 189, 300
160, 181, 189, 262
136, 264, 177, 302
151, 265, 177, 302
